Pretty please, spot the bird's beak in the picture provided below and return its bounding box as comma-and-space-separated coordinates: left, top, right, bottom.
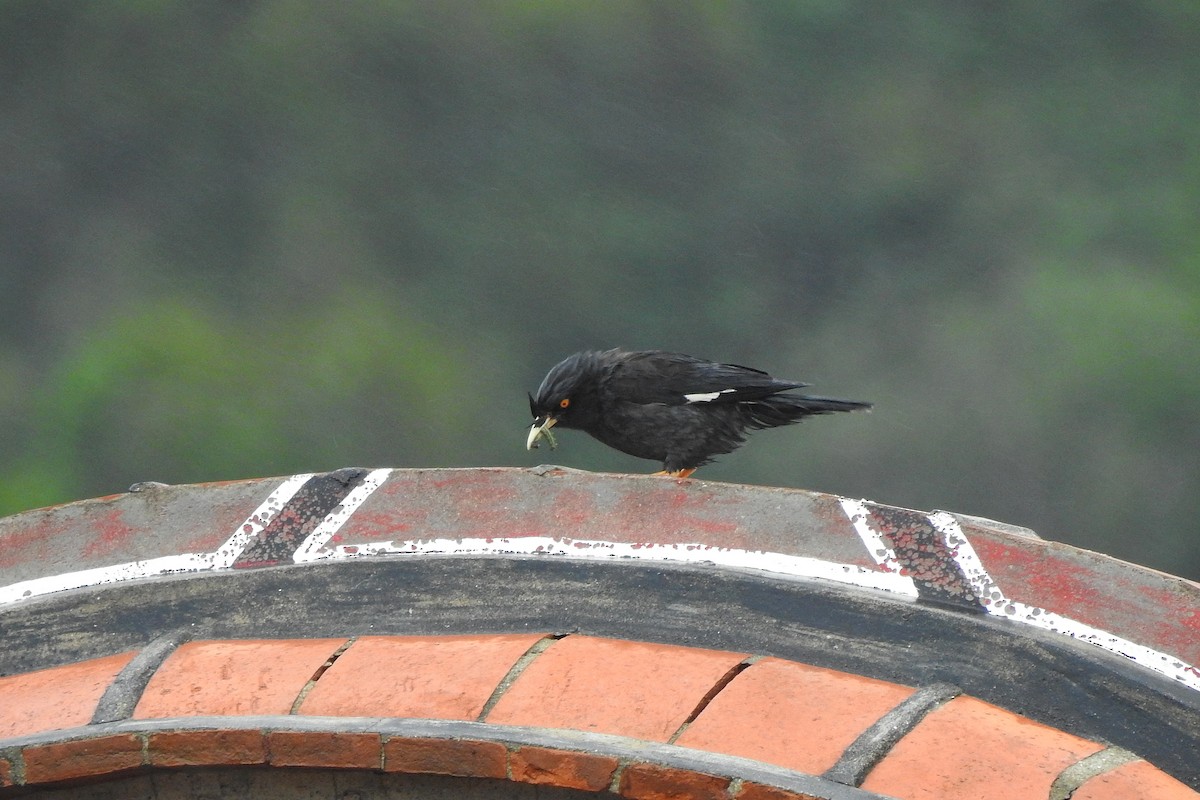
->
526, 415, 557, 450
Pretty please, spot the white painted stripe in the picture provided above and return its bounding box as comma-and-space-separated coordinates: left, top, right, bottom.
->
212, 472, 314, 568
0, 473, 313, 605
927, 511, 1200, 693
927, 510, 1006, 606
2, 479, 1197, 695
839, 497, 912, 583
0, 552, 218, 605
293, 468, 393, 563
998, 600, 1200, 691
308, 535, 921, 598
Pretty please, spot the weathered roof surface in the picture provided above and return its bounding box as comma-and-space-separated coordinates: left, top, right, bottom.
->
0, 467, 1197, 798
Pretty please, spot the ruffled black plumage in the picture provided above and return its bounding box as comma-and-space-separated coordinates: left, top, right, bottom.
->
527, 349, 871, 475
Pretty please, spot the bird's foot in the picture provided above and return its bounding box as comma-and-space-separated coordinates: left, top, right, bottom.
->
651, 468, 696, 479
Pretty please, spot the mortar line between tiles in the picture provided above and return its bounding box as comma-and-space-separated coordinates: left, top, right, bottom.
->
667, 654, 760, 745
289, 636, 358, 715
1048, 746, 1141, 800
476, 633, 567, 722
607, 756, 630, 794
0, 743, 26, 786
91, 628, 193, 725
821, 682, 961, 787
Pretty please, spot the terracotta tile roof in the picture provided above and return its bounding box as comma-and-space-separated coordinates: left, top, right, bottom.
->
0, 467, 1197, 798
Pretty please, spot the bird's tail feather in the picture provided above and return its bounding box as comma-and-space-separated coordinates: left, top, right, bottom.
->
747, 394, 872, 429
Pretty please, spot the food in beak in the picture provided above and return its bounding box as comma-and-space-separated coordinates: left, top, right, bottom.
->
526, 416, 558, 450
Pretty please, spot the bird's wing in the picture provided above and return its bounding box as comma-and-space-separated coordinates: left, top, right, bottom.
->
606, 352, 807, 406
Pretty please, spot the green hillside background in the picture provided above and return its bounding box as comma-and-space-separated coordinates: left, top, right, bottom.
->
2, 3, 1197, 577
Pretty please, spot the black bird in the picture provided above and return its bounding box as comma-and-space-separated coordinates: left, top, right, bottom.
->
526, 349, 871, 477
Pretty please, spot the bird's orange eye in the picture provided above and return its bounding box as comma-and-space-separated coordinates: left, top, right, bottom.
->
559, 398, 570, 409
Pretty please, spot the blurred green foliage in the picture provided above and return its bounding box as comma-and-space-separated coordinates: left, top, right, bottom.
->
0, 2, 1197, 577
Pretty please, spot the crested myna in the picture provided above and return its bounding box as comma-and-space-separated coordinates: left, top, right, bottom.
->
527, 349, 871, 477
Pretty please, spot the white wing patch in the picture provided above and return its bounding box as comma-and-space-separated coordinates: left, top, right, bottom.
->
684, 388, 737, 403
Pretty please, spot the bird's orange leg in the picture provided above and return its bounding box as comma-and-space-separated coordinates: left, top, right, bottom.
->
651, 468, 696, 478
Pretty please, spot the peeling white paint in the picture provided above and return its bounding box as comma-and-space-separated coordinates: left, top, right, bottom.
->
0, 473, 313, 605
213, 472, 315, 568
0, 552, 219, 605
925, 509, 1200, 692
839, 497, 913, 584
839, 501, 1200, 692
2, 476, 1196, 697
310, 534, 921, 598
927, 510, 1007, 606
1, 472, 914, 606
293, 468, 393, 563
